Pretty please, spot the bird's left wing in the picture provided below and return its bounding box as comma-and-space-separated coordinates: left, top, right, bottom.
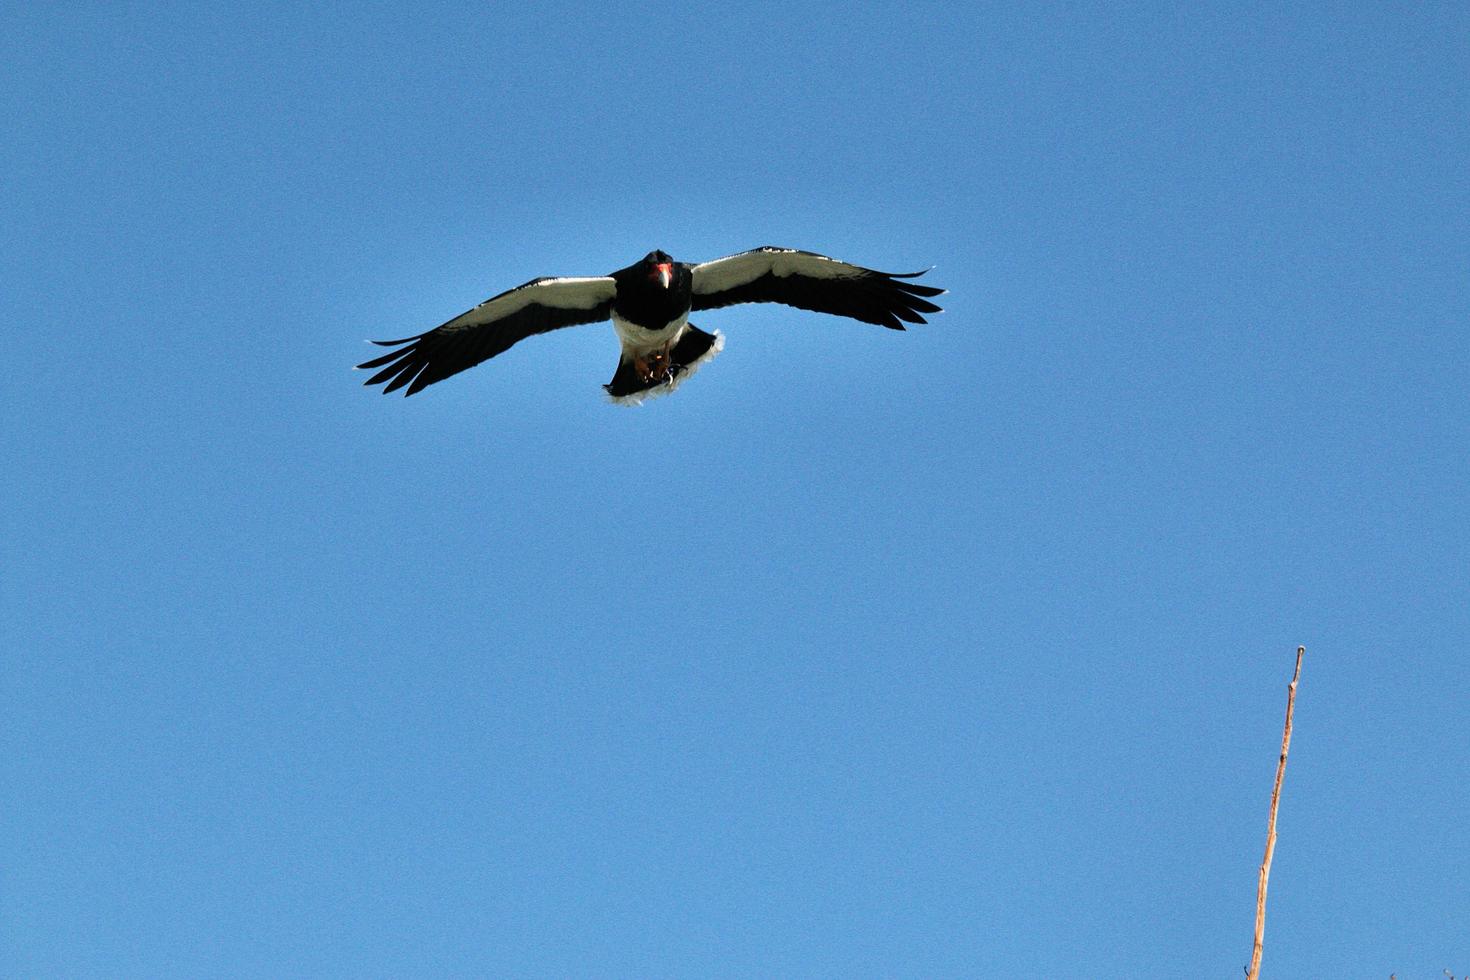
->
689, 247, 944, 329
357, 276, 617, 395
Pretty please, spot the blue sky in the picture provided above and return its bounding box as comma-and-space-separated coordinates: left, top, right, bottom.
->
3, 2, 1467, 976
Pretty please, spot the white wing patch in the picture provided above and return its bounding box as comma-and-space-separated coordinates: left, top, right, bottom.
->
690, 248, 865, 295
438, 276, 617, 332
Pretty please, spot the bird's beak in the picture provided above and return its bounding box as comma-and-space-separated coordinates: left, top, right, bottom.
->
654, 262, 673, 289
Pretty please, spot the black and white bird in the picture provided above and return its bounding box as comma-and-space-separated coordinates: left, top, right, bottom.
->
357, 246, 945, 403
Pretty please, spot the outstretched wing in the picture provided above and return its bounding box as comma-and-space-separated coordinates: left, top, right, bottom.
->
689, 247, 944, 329
357, 276, 618, 395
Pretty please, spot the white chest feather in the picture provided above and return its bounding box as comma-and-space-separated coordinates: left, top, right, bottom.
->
611, 311, 689, 354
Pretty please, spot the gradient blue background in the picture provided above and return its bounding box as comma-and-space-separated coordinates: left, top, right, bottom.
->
4, 3, 1467, 977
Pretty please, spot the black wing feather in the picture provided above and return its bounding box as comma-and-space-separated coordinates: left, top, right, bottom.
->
690, 247, 944, 330
357, 276, 616, 396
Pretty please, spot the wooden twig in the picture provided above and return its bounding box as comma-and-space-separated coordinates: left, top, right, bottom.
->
1247, 645, 1304, 980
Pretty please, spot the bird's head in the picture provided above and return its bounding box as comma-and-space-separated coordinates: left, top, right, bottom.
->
644, 250, 674, 289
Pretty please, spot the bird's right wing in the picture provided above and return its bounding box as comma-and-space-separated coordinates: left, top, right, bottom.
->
357, 276, 618, 395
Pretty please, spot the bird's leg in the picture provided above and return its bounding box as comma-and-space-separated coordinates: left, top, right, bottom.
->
635, 346, 675, 386
650, 347, 671, 382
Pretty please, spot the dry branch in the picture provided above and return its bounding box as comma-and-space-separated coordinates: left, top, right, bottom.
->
1247, 645, 1304, 980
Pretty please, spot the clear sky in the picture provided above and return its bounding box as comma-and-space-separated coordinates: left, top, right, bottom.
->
3, 3, 1467, 977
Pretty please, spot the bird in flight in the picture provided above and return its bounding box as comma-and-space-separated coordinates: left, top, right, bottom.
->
357, 246, 945, 403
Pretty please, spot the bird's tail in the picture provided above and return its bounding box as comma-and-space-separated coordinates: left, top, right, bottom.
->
604, 324, 724, 405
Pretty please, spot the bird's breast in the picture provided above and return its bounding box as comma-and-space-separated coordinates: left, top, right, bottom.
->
611, 311, 688, 354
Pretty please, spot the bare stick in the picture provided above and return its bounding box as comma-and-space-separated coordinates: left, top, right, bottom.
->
1247, 645, 1304, 980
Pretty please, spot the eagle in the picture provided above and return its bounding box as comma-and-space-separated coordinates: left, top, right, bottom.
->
357, 246, 944, 403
